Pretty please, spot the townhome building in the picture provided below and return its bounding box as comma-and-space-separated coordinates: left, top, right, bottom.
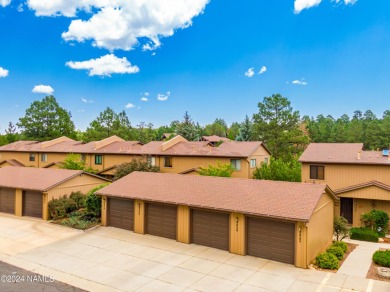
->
299, 143, 390, 226
0, 135, 270, 179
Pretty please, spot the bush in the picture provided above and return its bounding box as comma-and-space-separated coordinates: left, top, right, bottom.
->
373, 250, 390, 267
70, 192, 86, 209
86, 184, 109, 217
350, 227, 379, 242
48, 197, 67, 220
332, 241, 348, 253
327, 246, 344, 260
361, 209, 389, 237
334, 217, 349, 241
316, 252, 339, 270
113, 159, 160, 181
64, 198, 77, 213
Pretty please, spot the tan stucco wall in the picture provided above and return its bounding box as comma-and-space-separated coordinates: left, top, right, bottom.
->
134, 199, 145, 234
295, 222, 307, 269
46, 174, 108, 201
230, 213, 245, 255
101, 195, 107, 226
15, 189, 22, 217
305, 193, 334, 266
248, 146, 271, 178
177, 205, 190, 243
338, 185, 390, 201
301, 163, 390, 190
348, 198, 390, 227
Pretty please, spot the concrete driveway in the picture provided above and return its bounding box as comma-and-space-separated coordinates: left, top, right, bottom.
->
1, 214, 390, 292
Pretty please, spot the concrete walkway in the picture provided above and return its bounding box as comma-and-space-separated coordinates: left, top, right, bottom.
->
338, 238, 389, 278
1, 214, 390, 292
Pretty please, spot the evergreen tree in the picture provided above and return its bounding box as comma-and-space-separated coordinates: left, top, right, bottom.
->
235, 115, 252, 141
174, 111, 200, 141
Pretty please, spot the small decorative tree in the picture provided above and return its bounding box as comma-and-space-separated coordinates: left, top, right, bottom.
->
361, 209, 389, 237
334, 216, 349, 241
198, 162, 235, 177
113, 159, 160, 181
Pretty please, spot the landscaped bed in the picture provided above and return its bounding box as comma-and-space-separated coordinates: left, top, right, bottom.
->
312, 241, 357, 272
48, 186, 105, 230
367, 249, 390, 282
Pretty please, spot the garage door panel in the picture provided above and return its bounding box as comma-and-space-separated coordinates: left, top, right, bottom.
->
108, 198, 134, 230
247, 217, 295, 265
22, 191, 43, 218
191, 209, 229, 251
146, 204, 177, 240
0, 188, 15, 214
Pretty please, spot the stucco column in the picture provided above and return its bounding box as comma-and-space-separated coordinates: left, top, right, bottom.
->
295, 222, 307, 268
42, 192, 49, 220
229, 213, 246, 255
15, 189, 22, 217
177, 205, 190, 243
101, 195, 108, 226
134, 200, 145, 234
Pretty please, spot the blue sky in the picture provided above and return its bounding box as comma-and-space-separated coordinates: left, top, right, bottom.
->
0, 0, 389, 132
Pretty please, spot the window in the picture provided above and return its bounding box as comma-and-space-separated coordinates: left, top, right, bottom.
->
29, 153, 35, 162
250, 159, 256, 168
147, 156, 156, 166
41, 153, 47, 162
310, 165, 325, 180
95, 155, 102, 165
264, 157, 269, 164
81, 154, 86, 162
164, 157, 172, 168
230, 159, 241, 171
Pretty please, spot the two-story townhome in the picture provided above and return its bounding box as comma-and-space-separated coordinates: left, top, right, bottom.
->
299, 143, 390, 226
0, 135, 271, 179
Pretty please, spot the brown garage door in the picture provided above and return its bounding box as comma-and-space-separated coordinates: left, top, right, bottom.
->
247, 217, 295, 264
22, 191, 43, 218
0, 188, 15, 214
146, 203, 177, 240
191, 209, 229, 250
108, 198, 134, 230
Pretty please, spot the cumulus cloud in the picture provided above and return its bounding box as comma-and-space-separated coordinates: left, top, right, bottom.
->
294, 0, 357, 13
0, 67, 9, 78
245, 68, 255, 78
81, 98, 94, 103
291, 79, 308, 85
32, 85, 54, 94
141, 97, 148, 102
0, 0, 11, 7
157, 91, 170, 101
140, 92, 149, 101
258, 66, 267, 74
125, 103, 135, 109
27, 1, 209, 51
65, 54, 139, 77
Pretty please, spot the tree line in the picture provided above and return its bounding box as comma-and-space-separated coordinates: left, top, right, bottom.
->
2, 94, 389, 182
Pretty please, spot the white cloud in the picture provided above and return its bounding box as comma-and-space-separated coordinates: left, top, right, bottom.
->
157, 91, 170, 101
294, 0, 357, 13
244, 67, 255, 78
65, 54, 139, 77
0, 67, 9, 78
258, 66, 267, 74
125, 103, 135, 109
32, 85, 54, 95
17, 3, 24, 12
0, 0, 11, 7
27, 1, 209, 51
141, 97, 148, 102
81, 98, 94, 103
291, 79, 308, 85
144, 92, 149, 96
294, 0, 322, 14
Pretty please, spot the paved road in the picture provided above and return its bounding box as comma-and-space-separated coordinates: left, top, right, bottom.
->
0, 261, 86, 292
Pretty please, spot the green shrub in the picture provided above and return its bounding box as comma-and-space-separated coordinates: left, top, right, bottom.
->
361, 210, 389, 237
373, 250, 390, 267
334, 217, 349, 241
350, 227, 379, 242
70, 192, 86, 209
64, 198, 77, 213
327, 246, 344, 260
86, 184, 109, 217
48, 197, 67, 220
332, 241, 348, 253
316, 252, 339, 270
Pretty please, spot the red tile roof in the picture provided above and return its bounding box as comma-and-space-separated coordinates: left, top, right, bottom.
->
299, 143, 390, 165
0, 159, 25, 167
0, 167, 110, 191
97, 172, 335, 222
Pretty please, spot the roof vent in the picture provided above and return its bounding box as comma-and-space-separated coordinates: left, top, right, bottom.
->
382, 150, 389, 157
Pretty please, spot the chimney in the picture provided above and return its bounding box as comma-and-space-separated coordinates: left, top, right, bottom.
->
357, 151, 361, 160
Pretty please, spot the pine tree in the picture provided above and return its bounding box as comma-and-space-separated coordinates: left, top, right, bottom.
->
236, 115, 252, 141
